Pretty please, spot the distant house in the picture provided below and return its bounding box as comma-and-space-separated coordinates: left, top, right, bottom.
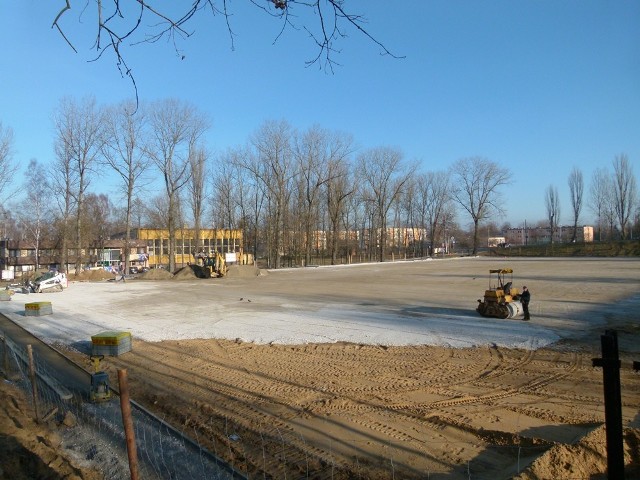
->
504, 225, 594, 246
0, 238, 149, 278
0, 240, 61, 278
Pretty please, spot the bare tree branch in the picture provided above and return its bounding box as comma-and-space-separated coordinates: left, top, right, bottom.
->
51, 0, 401, 85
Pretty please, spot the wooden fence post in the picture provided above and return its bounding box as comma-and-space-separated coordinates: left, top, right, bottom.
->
118, 369, 139, 480
26, 345, 40, 422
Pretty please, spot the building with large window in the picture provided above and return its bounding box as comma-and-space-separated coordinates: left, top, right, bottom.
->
504, 225, 594, 246
112, 228, 244, 267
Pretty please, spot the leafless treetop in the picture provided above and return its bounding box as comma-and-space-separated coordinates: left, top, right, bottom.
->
52, 1, 402, 101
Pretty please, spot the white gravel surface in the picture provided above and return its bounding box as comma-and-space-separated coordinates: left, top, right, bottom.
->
1, 257, 638, 350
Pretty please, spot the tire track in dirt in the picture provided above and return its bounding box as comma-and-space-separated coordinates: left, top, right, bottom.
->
110, 342, 398, 477
383, 351, 581, 415
259, 344, 456, 396
116, 354, 332, 477
412, 351, 581, 410
94, 336, 638, 479
113, 342, 493, 477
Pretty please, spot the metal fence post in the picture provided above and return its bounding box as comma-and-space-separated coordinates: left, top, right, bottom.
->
592, 330, 625, 480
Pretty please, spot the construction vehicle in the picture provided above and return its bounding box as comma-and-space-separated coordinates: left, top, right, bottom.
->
476, 268, 524, 319
89, 355, 112, 402
26, 271, 68, 293
196, 251, 228, 277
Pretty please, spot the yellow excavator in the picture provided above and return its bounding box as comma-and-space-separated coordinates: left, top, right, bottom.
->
196, 252, 227, 277
476, 268, 524, 319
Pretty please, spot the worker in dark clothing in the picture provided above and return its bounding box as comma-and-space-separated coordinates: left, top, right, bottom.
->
520, 286, 531, 320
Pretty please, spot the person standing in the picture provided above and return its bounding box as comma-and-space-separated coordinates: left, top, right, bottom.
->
520, 286, 531, 320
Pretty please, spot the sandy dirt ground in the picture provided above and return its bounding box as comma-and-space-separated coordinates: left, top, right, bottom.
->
0, 379, 104, 480
2, 257, 640, 479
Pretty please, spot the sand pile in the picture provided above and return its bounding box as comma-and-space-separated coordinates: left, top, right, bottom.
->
69, 269, 115, 282
137, 268, 173, 280
514, 425, 640, 479
225, 264, 263, 278
184, 264, 211, 278
0, 380, 103, 480
172, 266, 199, 280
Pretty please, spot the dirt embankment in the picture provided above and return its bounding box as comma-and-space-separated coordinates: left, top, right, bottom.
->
0, 379, 103, 480
136, 264, 262, 281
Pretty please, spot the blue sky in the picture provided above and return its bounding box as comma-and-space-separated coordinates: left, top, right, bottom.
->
1, 1, 639, 227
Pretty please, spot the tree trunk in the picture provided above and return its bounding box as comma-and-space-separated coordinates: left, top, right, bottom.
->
472, 219, 480, 255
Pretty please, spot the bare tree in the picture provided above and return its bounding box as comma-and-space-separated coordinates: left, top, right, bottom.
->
419, 171, 451, 256
450, 157, 511, 255
214, 148, 244, 230
187, 146, 209, 256
145, 195, 170, 230
0, 207, 19, 240
358, 184, 377, 262
18, 159, 51, 271
244, 120, 296, 269
81, 193, 113, 265
51, 1, 401, 96
102, 99, 150, 273
588, 168, 614, 241
216, 146, 266, 262
325, 156, 353, 265
612, 154, 637, 240
293, 126, 353, 266
357, 147, 415, 262
545, 185, 560, 244
568, 167, 584, 242
0, 122, 19, 202
130, 196, 147, 230
51, 136, 77, 272
144, 99, 209, 272
52, 96, 104, 273
400, 176, 419, 257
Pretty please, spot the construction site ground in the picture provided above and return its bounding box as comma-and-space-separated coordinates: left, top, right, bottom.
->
1, 256, 639, 479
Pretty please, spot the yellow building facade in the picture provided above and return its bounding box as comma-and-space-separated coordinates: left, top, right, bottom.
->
126, 228, 243, 267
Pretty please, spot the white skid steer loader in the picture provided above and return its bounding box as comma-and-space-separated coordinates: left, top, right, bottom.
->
26, 271, 68, 293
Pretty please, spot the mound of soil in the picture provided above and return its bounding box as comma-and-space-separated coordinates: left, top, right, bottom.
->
0, 379, 103, 480
172, 266, 199, 280
137, 268, 173, 280
176, 264, 211, 279
138, 265, 213, 281
69, 270, 116, 282
225, 264, 263, 278
514, 425, 640, 479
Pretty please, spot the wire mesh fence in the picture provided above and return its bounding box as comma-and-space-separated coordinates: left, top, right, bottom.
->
1, 330, 629, 480
1, 333, 240, 479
